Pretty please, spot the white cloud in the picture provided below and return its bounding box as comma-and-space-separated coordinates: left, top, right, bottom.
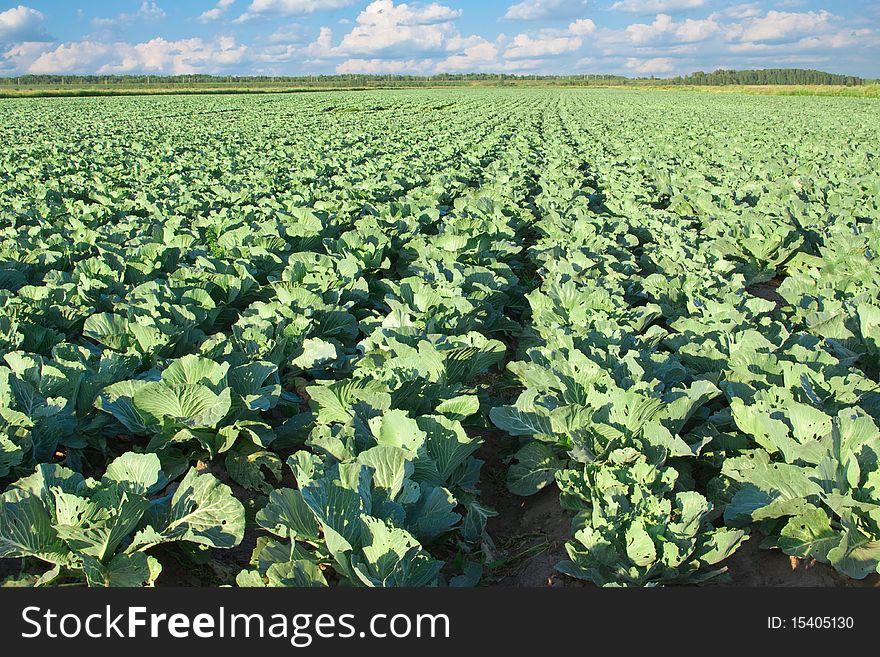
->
625, 56, 675, 73
314, 0, 463, 56
199, 0, 236, 22
611, 0, 706, 13
437, 39, 500, 71
0, 39, 51, 73
305, 26, 334, 56
236, 0, 357, 22
503, 0, 589, 21
794, 27, 872, 50
255, 44, 299, 62
569, 18, 596, 36
734, 9, 833, 42
27, 36, 246, 75
625, 13, 672, 43
505, 33, 582, 58
674, 17, 721, 42
3, 0, 869, 78
306, 3, 599, 74
0, 5, 46, 42
28, 41, 111, 73
625, 13, 720, 44
504, 20, 594, 59
334, 45, 557, 75
728, 26, 873, 53
496, 58, 548, 71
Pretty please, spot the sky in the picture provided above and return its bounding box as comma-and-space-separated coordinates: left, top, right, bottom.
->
0, 0, 877, 78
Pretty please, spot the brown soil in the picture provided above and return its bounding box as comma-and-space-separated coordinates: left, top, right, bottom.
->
747, 276, 786, 309
722, 535, 879, 587
478, 435, 582, 587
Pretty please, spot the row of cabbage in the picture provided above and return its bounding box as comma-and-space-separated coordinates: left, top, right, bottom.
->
0, 91, 542, 586
489, 92, 880, 583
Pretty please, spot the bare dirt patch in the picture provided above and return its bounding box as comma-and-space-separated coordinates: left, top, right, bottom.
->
722, 534, 880, 587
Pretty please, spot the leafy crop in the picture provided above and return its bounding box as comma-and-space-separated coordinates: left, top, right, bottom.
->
1, 89, 878, 586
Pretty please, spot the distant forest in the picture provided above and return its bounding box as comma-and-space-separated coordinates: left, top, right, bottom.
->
0, 68, 868, 87
668, 68, 864, 86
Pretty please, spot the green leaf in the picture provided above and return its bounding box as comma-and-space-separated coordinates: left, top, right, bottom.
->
406, 485, 460, 541
435, 395, 480, 420
82, 553, 161, 587
293, 338, 338, 369
134, 383, 232, 429
357, 445, 412, 501
103, 452, 165, 497
54, 484, 150, 561
369, 409, 426, 452
625, 520, 657, 568
256, 488, 322, 543
490, 405, 553, 436
0, 490, 69, 564
826, 528, 880, 580
300, 478, 366, 555
417, 415, 480, 484
265, 559, 328, 587
778, 508, 840, 562
352, 517, 442, 587
161, 355, 229, 389
507, 442, 563, 496
95, 380, 153, 434
0, 434, 24, 478
133, 468, 245, 550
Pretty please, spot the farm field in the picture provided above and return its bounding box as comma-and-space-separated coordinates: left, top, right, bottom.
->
0, 88, 878, 588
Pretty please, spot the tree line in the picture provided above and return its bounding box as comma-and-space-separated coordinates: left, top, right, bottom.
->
666, 69, 864, 86
0, 69, 866, 87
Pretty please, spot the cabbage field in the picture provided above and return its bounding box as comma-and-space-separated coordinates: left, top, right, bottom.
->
0, 88, 878, 588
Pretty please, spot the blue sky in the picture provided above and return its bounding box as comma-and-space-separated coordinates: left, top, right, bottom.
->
0, 0, 877, 77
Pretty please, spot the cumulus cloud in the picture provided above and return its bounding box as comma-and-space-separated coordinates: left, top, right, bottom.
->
199, 0, 236, 22
504, 20, 594, 59
437, 39, 500, 71
569, 18, 597, 36
505, 33, 582, 58
728, 26, 873, 53
732, 9, 834, 42
27, 36, 246, 75
503, 0, 589, 21
305, 26, 334, 56
625, 14, 720, 44
307, 0, 463, 57
0, 39, 52, 73
0, 5, 46, 42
